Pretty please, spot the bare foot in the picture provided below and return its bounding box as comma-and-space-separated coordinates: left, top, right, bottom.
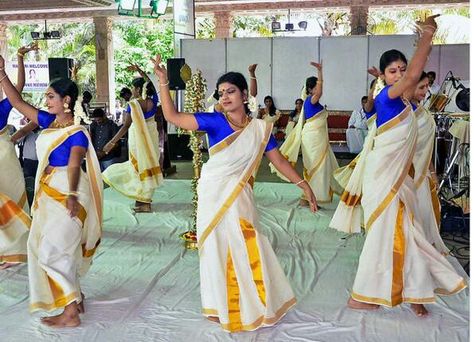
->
0, 263, 17, 270
41, 302, 81, 328
347, 297, 380, 310
410, 304, 429, 317
133, 202, 151, 213
206, 316, 220, 323
78, 293, 85, 314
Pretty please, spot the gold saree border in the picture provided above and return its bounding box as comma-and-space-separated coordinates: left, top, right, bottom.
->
198, 122, 272, 250
391, 201, 405, 306
209, 129, 244, 156
0, 253, 27, 263
30, 291, 81, 312
340, 191, 361, 207
0, 194, 31, 228
376, 105, 411, 135
203, 297, 297, 333
39, 174, 87, 225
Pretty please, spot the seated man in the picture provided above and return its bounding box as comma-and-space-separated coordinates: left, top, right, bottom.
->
346, 96, 369, 154
89, 108, 120, 171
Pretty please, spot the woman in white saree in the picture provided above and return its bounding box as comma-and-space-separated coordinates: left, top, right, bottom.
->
103, 72, 163, 213
152, 55, 317, 332
348, 16, 466, 317
0, 69, 103, 328
272, 61, 339, 205
409, 72, 449, 254
329, 76, 378, 234
0, 45, 37, 268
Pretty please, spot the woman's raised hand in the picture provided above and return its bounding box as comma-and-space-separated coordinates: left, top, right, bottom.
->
310, 61, 323, 71
367, 66, 380, 78
150, 54, 167, 80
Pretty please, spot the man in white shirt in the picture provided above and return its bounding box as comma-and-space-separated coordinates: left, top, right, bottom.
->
346, 96, 369, 153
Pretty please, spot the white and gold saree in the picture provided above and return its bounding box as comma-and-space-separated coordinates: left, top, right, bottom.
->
351, 105, 466, 307
28, 125, 103, 312
0, 125, 29, 212
413, 106, 449, 254
271, 105, 339, 203
0, 125, 31, 263
329, 115, 377, 233
103, 99, 163, 203
198, 119, 296, 332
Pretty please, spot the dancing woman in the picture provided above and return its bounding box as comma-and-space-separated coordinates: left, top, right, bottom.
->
329, 76, 378, 234
152, 54, 317, 332
348, 15, 466, 316
0, 45, 36, 268
273, 61, 339, 204
102, 71, 162, 213
0, 58, 103, 327
409, 72, 449, 254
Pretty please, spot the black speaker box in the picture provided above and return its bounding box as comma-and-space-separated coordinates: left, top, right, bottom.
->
168, 133, 193, 160
167, 58, 186, 90
48, 58, 74, 81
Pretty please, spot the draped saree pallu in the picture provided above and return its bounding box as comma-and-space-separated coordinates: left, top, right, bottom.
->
198, 119, 296, 332
329, 115, 377, 234
351, 105, 466, 307
271, 107, 339, 203
413, 106, 449, 254
28, 125, 103, 312
0, 126, 31, 264
102, 99, 163, 203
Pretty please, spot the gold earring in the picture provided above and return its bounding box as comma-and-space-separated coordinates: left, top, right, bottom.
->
63, 102, 71, 114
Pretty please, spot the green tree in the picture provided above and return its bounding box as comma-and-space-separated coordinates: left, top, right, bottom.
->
113, 19, 174, 95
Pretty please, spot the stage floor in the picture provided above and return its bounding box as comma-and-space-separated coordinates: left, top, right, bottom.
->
0, 180, 469, 342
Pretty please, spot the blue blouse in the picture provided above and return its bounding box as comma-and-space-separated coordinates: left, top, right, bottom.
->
194, 112, 277, 152
375, 86, 408, 127
303, 96, 324, 120
126, 93, 159, 119
0, 98, 13, 130
38, 111, 89, 167
364, 106, 377, 120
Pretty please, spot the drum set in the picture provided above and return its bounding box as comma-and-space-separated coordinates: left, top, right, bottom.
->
428, 72, 469, 230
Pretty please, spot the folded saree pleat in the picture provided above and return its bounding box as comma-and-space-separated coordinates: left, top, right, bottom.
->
28, 125, 102, 312
329, 115, 377, 233
199, 119, 296, 332
103, 99, 163, 203
351, 106, 466, 307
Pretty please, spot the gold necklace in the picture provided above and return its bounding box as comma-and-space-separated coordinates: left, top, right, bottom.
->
50, 118, 74, 129
224, 112, 249, 129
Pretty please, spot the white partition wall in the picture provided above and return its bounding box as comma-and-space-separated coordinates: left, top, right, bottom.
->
320, 36, 369, 110
181, 36, 468, 111
180, 39, 226, 103
226, 38, 272, 107
272, 37, 319, 109
439, 44, 470, 81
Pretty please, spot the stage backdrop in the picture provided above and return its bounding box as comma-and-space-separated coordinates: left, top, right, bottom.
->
181, 36, 469, 111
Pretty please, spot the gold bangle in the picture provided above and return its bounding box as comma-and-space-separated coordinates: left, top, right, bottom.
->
295, 179, 306, 186
250, 76, 257, 80
68, 191, 79, 197
17, 52, 24, 58
317, 80, 323, 84
0, 74, 8, 83
160, 81, 169, 87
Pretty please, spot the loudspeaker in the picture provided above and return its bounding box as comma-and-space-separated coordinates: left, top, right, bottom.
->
167, 58, 186, 90
48, 58, 74, 81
